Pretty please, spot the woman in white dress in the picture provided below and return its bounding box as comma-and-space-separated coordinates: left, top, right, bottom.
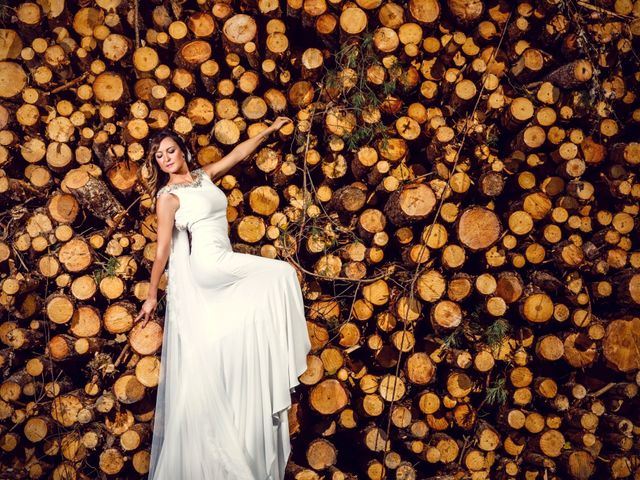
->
134, 117, 312, 480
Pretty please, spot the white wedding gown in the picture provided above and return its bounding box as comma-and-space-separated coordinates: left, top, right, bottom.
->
148, 167, 312, 480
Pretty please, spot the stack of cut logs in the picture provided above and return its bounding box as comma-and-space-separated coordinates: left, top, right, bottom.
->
1, 0, 639, 478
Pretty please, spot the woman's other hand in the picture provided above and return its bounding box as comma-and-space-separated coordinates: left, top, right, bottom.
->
135, 296, 158, 327
270, 116, 293, 132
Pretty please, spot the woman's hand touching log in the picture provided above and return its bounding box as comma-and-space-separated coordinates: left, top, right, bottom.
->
268, 115, 293, 132
135, 296, 158, 327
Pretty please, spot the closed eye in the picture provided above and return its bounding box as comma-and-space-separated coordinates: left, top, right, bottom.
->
156, 148, 175, 159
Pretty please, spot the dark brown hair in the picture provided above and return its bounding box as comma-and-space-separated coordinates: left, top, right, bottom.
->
137, 129, 196, 207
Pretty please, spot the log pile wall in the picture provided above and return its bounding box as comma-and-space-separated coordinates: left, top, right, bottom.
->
0, 0, 639, 478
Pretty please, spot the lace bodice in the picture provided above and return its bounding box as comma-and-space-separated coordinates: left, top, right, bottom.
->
156, 168, 205, 198
153, 166, 231, 251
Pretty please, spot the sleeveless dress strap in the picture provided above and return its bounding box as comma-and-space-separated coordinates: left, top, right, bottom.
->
156, 169, 204, 198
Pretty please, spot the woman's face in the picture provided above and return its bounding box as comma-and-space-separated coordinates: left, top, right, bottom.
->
154, 137, 187, 174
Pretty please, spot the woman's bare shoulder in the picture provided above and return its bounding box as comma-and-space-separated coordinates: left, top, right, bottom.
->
156, 186, 171, 198
155, 189, 180, 214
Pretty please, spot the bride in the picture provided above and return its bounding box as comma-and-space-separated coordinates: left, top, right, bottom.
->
135, 117, 312, 479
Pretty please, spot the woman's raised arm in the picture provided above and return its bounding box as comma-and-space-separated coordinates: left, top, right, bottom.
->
202, 116, 292, 181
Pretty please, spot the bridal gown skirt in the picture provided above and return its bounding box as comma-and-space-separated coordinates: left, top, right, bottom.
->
148, 221, 312, 479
